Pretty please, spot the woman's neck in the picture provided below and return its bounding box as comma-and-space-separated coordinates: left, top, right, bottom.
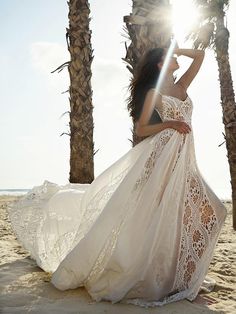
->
162, 73, 175, 89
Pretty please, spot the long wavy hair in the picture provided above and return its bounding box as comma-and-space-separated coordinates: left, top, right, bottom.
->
126, 48, 165, 122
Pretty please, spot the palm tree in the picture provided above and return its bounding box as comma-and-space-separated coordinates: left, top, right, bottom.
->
187, 0, 236, 229
54, 0, 95, 184
123, 0, 172, 146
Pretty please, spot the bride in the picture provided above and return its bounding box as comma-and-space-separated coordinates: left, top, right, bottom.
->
8, 45, 227, 308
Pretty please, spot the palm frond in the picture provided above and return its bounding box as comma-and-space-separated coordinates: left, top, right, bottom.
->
187, 22, 215, 49
188, 0, 230, 49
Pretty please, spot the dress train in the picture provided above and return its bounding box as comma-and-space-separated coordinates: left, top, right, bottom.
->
7, 94, 227, 307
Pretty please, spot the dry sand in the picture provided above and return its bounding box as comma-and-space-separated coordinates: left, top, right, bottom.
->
0, 195, 235, 314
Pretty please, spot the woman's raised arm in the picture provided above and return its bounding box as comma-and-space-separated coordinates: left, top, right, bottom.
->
175, 48, 205, 90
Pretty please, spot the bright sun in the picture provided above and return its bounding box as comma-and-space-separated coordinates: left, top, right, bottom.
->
171, 0, 199, 42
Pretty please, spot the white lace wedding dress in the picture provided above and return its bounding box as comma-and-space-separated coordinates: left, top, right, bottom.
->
7, 92, 227, 308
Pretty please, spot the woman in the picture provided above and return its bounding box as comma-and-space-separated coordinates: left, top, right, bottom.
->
8, 46, 227, 308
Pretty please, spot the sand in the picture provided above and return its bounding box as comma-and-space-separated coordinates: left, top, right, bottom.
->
0, 195, 235, 314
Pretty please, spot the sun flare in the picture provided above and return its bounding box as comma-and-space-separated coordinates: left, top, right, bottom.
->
171, 0, 199, 41
141, 1, 201, 112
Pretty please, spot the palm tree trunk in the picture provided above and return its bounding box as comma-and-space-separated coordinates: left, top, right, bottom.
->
215, 17, 236, 229
123, 0, 172, 146
67, 0, 95, 183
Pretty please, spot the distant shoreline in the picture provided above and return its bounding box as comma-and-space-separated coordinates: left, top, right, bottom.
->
0, 191, 232, 203
0, 189, 30, 196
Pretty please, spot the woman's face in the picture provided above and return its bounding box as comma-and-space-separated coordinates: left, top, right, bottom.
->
157, 50, 179, 72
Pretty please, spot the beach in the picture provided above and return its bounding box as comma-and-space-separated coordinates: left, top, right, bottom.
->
0, 195, 235, 313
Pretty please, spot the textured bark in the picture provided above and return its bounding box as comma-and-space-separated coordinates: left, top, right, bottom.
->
215, 18, 236, 230
67, 0, 95, 183
189, 2, 236, 229
123, 0, 172, 147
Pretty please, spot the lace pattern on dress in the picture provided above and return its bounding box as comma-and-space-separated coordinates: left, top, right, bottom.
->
84, 219, 125, 291
132, 128, 175, 192
7, 181, 61, 267
71, 165, 132, 249
171, 170, 219, 295
118, 96, 225, 308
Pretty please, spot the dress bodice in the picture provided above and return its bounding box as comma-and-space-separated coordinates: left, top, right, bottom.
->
155, 94, 193, 126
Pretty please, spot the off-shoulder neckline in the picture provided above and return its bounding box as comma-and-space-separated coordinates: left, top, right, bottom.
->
162, 94, 190, 102
149, 88, 189, 102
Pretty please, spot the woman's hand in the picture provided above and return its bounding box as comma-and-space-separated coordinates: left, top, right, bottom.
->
173, 41, 180, 55
174, 48, 204, 59
174, 48, 205, 89
167, 120, 191, 134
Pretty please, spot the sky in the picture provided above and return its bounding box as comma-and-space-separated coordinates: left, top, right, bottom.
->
0, 0, 235, 200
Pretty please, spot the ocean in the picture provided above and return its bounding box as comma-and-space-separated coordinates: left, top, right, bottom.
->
0, 189, 30, 196
0, 188, 231, 203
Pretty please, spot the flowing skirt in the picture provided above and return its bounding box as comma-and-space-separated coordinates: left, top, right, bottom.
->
7, 128, 227, 307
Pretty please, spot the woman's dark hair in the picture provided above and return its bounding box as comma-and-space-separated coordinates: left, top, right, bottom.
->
126, 48, 165, 122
